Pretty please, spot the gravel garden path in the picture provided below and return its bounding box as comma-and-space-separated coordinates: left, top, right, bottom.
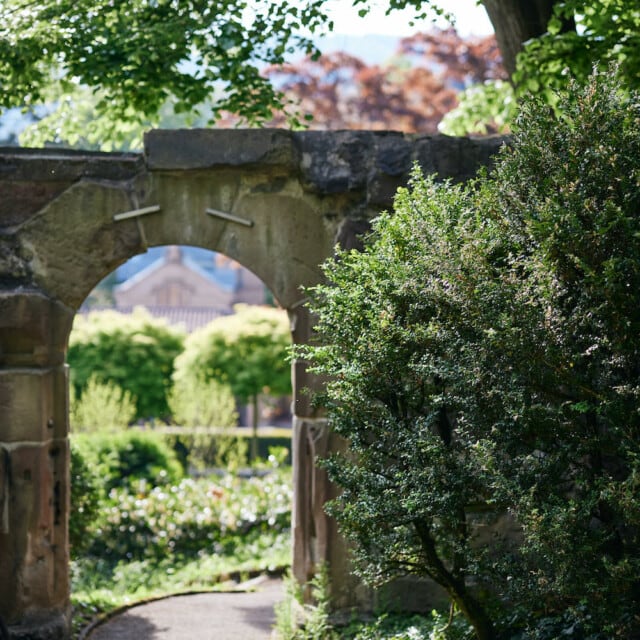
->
85, 577, 284, 640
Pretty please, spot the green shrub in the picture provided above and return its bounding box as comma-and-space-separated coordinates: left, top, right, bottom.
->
274, 571, 305, 640
68, 308, 184, 420
466, 68, 640, 637
69, 440, 102, 558
168, 376, 245, 470
90, 465, 292, 562
303, 69, 640, 639
75, 430, 183, 493
439, 79, 515, 136
168, 376, 237, 428
70, 375, 136, 432
174, 304, 291, 460
258, 437, 290, 462
275, 566, 336, 640
341, 611, 470, 640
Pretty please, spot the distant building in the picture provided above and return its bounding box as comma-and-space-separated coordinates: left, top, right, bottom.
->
114, 245, 265, 308
83, 245, 270, 332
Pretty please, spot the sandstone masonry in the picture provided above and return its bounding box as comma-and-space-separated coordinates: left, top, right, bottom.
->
0, 129, 503, 638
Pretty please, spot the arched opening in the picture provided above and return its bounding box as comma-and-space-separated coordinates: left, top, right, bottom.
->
67, 245, 294, 625
0, 132, 500, 637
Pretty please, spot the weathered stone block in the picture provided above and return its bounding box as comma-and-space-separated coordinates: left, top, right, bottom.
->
0, 147, 141, 182
22, 182, 144, 310
288, 306, 329, 419
296, 130, 374, 194
0, 367, 68, 443
0, 182, 71, 229
374, 132, 411, 176
0, 292, 74, 368
292, 417, 367, 611
335, 218, 371, 251
144, 128, 298, 170
0, 370, 50, 443
0, 232, 31, 286
413, 134, 505, 182
7, 612, 69, 640
0, 149, 142, 229
290, 359, 325, 419
0, 440, 69, 625
366, 173, 407, 208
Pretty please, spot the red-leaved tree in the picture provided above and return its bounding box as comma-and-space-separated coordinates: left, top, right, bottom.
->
219, 28, 505, 133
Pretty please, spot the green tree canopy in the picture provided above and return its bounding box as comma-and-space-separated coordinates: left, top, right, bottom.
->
0, 0, 329, 141
303, 69, 640, 639
174, 304, 291, 458
68, 307, 185, 420
175, 304, 291, 402
3, 0, 639, 146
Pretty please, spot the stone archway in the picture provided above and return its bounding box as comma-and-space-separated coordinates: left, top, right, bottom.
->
0, 129, 502, 638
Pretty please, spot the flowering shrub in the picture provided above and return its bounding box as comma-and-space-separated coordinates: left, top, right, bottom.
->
90, 466, 292, 562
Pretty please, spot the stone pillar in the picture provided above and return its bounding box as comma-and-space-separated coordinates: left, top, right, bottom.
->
288, 305, 369, 612
0, 292, 74, 639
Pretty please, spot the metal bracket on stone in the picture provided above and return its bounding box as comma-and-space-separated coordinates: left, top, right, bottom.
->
290, 297, 309, 310
205, 207, 254, 228
113, 204, 161, 222
288, 298, 310, 331
0, 446, 9, 534
113, 205, 161, 249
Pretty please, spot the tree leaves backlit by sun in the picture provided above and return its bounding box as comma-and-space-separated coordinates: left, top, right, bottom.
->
0, 0, 330, 145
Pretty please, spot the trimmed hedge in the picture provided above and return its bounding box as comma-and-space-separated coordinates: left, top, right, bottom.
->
68, 308, 184, 420
157, 428, 291, 470
73, 430, 184, 492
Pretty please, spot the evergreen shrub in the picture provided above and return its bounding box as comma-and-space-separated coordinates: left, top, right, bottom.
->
69, 440, 102, 558
68, 308, 184, 420
75, 430, 183, 492
303, 69, 640, 639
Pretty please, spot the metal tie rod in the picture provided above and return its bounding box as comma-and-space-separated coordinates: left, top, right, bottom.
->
205, 207, 254, 228
113, 205, 161, 221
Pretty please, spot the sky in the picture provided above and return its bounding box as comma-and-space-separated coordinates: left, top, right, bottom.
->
323, 0, 494, 38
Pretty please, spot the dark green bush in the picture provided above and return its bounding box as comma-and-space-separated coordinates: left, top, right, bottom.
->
75, 431, 183, 493
68, 308, 184, 420
469, 68, 640, 637
69, 440, 102, 558
304, 69, 640, 640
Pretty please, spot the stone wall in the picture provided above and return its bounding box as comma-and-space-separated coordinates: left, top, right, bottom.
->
0, 129, 503, 638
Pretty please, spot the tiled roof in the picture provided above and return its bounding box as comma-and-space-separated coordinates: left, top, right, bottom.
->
115, 246, 240, 292
79, 305, 231, 333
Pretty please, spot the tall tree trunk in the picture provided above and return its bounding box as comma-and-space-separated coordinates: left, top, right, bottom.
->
250, 393, 259, 462
482, 0, 559, 78
413, 519, 496, 640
